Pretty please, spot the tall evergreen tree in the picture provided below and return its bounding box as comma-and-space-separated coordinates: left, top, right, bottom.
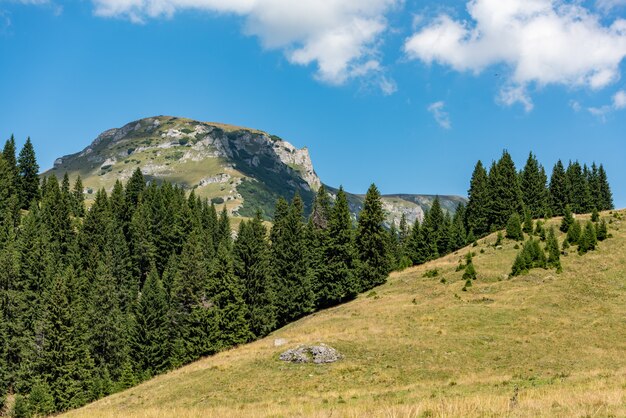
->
71, 175, 86, 217
487, 151, 523, 230
17, 137, 40, 210
209, 243, 252, 349
130, 267, 170, 377
520, 152, 548, 218
566, 161, 593, 213
233, 213, 276, 338
35, 268, 94, 411
271, 195, 313, 326
597, 164, 613, 210
318, 187, 357, 307
465, 161, 490, 236
355, 184, 391, 291
549, 160, 568, 216
125, 168, 145, 210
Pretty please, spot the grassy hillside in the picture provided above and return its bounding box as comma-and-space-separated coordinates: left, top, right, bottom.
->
64, 210, 626, 418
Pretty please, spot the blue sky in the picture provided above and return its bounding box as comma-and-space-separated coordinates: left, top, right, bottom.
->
0, 0, 625, 207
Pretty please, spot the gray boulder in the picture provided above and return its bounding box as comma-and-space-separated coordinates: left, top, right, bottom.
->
279, 344, 342, 364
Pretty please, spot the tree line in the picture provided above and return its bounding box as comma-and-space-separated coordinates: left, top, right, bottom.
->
0, 137, 393, 416
386, 150, 613, 274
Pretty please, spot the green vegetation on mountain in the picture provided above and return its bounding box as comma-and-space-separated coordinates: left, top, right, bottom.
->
45, 116, 465, 224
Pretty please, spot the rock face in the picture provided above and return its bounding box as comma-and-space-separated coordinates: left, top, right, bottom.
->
279, 344, 342, 364
46, 115, 466, 222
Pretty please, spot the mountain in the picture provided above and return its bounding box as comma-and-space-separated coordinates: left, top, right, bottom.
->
46, 116, 465, 224
62, 209, 626, 418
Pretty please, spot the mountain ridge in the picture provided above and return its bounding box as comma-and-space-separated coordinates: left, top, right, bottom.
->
47, 115, 466, 224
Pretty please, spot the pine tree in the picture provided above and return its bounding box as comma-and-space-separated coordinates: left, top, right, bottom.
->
87, 262, 129, 380
233, 212, 276, 338
487, 151, 523, 230
465, 161, 490, 236
560, 205, 574, 233
522, 209, 533, 235
72, 175, 86, 217
319, 187, 358, 306
566, 220, 582, 245
209, 243, 252, 349
591, 207, 599, 223
125, 168, 146, 210
520, 152, 548, 217
0, 152, 19, 225
130, 267, 170, 377
169, 228, 215, 364
596, 219, 608, 241
356, 184, 391, 291
545, 227, 562, 272
411, 211, 439, 265
36, 267, 94, 411
506, 213, 523, 241
597, 164, 613, 210
17, 137, 40, 210
566, 161, 592, 214
549, 160, 568, 216
310, 185, 331, 230
271, 195, 314, 326
578, 221, 597, 255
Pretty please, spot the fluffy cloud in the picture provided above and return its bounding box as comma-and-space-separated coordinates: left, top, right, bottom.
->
587, 89, 626, 120
404, 0, 626, 110
427, 101, 451, 129
91, 0, 400, 86
596, 0, 626, 12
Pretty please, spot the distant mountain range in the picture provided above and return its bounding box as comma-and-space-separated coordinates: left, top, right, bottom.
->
46, 116, 466, 225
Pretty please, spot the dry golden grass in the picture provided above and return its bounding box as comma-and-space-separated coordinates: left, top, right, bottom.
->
64, 211, 626, 418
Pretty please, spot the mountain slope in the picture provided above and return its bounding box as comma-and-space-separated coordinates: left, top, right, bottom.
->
64, 210, 626, 418
46, 116, 465, 223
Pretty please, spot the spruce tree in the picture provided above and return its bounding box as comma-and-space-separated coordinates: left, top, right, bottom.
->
169, 227, 214, 364
130, 267, 170, 377
596, 219, 608, 241
355, 184, 391, 291
72, 175, 86, 217
233, 212, 276, 338
506, 213, 523, 241
17, 137, 40, 210
87, 262, 128, 380
487, 151, 523, 230
560, 205, 574, 233
549, 160, 568, 216
578, 221, 597, 255
209, 243, 252, 349
597, 164, 613, 210
566, 161, 592, 213
320, 187, 358, 306
520, 152, 548, 218
465, 161, 490, 236
545, 227, 562, 272
270, 195, 313, 326
566, 220, 582, 245
125, 168, 146, 209
522, 209, 533, 235
36, 268, 94, 411
310, 184, 331, 230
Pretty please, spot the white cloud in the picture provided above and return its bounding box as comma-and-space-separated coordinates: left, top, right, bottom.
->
91, 0, 401, 87
596, 0, 626, 12
569, 100, 582, 112
613, 89, 626, 108
427, 101, 451, 129
497, 84, 533, 112
587, 89, 626, 120
404, 0, 626, 109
